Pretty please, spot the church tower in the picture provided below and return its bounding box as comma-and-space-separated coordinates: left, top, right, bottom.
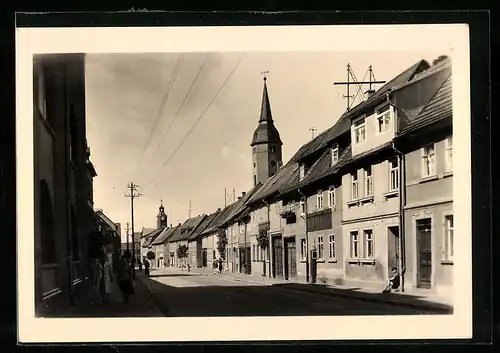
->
250, 76, 283, 186
157, 200, 168, 229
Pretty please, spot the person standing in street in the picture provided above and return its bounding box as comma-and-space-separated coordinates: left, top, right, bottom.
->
144, 258, 150, 277
95, 252, 113, 306
218, 258, 223, 274
117, 250, 134, 304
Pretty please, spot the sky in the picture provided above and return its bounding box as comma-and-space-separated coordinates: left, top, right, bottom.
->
84, 50, 447, 242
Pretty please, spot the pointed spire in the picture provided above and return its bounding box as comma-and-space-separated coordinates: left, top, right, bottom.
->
259, 74, 273, 122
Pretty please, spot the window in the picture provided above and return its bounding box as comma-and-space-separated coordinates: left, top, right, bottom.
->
389, 159, 399, 191
377, 106, 391, 133
364, 166, 373, 197
353, 118, 366, 144
364, 229, 374, 258
270, 145, 276, 153
327, 188, 335, 209
444, 215, 454, 260
270, 160, 277, 167
445, 136, 453, 173
422, 144, 436, 177
253, 162, 256, 168
318, 236, 324, 260
300, 200, 306, 215
316, 191, 324, 210
350, 231, 359, 258
331, 147, 339, 165
328, 235, 336, 259
300, 238, 306, 260
351, 172, 359, 200
299, 164, 305, 180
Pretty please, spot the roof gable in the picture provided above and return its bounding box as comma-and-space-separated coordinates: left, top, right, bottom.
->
187, 210, 221, 241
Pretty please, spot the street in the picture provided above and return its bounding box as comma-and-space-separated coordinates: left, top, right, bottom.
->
138, 270, 441, 317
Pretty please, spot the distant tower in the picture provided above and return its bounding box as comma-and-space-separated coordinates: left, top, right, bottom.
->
157, 200, 168, 228
250, 75, 283, 186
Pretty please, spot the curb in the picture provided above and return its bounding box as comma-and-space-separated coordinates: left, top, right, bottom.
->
281, 284, 453, 313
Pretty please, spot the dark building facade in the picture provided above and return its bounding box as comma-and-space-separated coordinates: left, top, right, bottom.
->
33, 53, 95, 315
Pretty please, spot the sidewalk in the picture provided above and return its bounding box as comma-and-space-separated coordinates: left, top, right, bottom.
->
43, 275, 164, 318
153, 266, 453, 313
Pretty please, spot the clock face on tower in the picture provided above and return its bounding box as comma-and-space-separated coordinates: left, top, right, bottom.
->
161, 216, 166, 221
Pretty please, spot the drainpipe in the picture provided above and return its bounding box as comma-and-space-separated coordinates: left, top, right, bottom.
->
297, 189, 309, 283
262, 199, 271, 278
392, 141, 406, 292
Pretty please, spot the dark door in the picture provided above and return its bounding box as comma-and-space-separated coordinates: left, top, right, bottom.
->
272, 236, 283, 278
416, 219, 432, 288
387, 226, 400, 275
202, 249, 208, 267
245, 247, 251, 274
284, 238, 297, 280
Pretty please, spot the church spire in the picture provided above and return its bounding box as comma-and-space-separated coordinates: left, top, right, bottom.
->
259, 75, 273, 122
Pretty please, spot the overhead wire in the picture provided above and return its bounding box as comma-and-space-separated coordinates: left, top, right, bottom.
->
133, 55, 182, 173
142, 53, 247, 193
144, 53, 211, 170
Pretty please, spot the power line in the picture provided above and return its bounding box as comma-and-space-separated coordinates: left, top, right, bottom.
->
142, 53, 211, 175
143, 53, 246, 193
133, 56, 182, 172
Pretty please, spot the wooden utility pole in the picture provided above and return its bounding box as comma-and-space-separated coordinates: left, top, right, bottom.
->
125, 182, 142, 279
125, 222, 130, 251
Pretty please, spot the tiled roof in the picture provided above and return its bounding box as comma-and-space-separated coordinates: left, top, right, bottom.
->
199, 204, 237, 237
219, 183, 263, 227
169, 215, 206, 242
289, 60, 429, 163
187, 210, 221, 241
141, 228, 164, 248
151, 225, 180, 246
393, 56, 451, 91
399, 74, 452, 135
140, 227, 157, 239
280, 145, 352, 196
95, 210, 117, 231
245, 162, 300, 206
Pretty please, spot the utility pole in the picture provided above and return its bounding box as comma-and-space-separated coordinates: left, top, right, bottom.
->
125, 222, 130, 251
125, 182, 142, 280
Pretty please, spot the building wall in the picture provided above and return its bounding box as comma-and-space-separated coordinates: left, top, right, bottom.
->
34, 54, 90, 314
351, 105, 396, 157
404, 202, 453, 299
252, 142, 283, 185
342, 160, 400, 222
305, 183, 344, 284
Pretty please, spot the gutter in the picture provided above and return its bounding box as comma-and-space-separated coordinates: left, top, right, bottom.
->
389, 93, 407, 292
262, 199, 272, 278
297, 189, 309, 283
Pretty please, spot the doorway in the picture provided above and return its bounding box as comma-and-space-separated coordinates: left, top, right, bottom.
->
387, 226, 400, 276
416, 218, 432, 288
284, 237, 297, 280
272, 235, 283, 278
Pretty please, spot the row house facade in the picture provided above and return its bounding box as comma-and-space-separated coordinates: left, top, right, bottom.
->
167, 215, 206, 268
33, 53, 97, 315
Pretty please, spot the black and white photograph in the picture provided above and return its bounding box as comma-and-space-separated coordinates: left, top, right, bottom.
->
16, 23, 472, 342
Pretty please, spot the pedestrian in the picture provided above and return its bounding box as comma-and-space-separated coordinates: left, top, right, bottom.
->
212, 260, 218, 274
218, 258, 223, 274
382, 267, 401, 293
117, 250, 134, 304
94, 252, 113, 306
144, 258, 150, 277
138, 260, 143, 272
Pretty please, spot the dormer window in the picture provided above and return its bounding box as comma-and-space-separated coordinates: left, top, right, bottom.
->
331, 146, 339, 165
299, 164, 305, 180
377, 106, 391, 133
353, 117, 366, 144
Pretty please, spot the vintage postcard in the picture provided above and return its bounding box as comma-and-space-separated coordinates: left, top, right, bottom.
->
16, 23, 472, 342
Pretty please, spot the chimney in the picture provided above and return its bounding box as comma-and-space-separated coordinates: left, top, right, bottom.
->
238, 197, 242, 200
365, 89, 375, 99
217, 208, 221, 211
170, 224, 173, 228
178, 223, 182, 226
242, 192, 246, 196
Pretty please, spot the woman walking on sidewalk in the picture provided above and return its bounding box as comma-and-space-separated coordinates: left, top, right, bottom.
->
95, 252, 113, 306
117, 250, 134, 304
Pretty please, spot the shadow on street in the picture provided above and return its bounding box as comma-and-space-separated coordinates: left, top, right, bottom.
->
140, 274, 450, 317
